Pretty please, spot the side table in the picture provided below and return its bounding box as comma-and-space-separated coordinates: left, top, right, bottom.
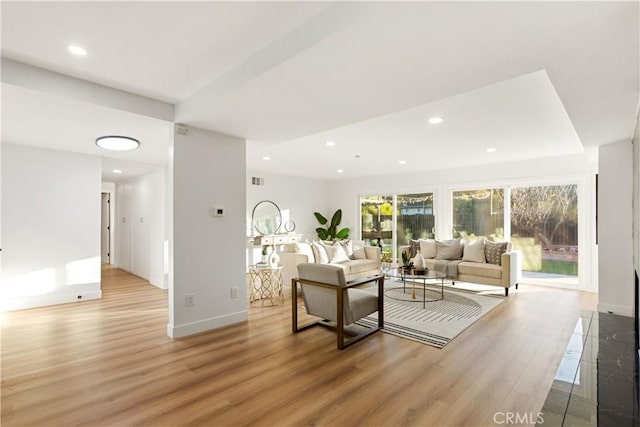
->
248, 265, 284, 306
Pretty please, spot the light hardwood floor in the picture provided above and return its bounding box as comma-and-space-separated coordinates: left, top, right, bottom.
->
2, 266, 596, 426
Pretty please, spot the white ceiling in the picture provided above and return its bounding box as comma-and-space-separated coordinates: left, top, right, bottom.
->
1, 1, 638, 181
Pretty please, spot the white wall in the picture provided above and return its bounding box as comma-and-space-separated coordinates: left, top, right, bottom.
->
170, 125, 246, 338
1, 144, 102, 310
115, 169, 166, 288
116, 182, 133, 272
246, 171, 331, 240
329, 151, 599, 291
598, 141, 635, 316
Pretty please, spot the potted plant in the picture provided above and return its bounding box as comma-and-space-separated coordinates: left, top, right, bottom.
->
401, 251, 414, 271
314, 209, 350, 241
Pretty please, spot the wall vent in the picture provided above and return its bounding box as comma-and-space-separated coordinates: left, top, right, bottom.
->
251, 177, 264, 186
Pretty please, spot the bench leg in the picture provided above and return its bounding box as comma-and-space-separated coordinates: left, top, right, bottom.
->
515, 283, 519, 290
505, 288, 509, 297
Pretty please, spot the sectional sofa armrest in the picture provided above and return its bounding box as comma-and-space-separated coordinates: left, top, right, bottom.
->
501, 251, 522, 287
279, 252, 312, 291
364, 246, 382, 270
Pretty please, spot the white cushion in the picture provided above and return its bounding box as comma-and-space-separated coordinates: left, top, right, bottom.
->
338, 239, 354, 258
311, 241, 329, 264
419, 239, 436, 259
325, 242, 350, 263
462, 239, 486, 263
435, 239, 463, 260
351, 243, 367, 260
297, 242, 315, 262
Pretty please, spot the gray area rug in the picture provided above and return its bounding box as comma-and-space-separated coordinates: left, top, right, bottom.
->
356, 280, 506, 348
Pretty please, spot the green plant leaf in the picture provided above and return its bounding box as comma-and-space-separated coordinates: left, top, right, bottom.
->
330, 209, 342, 228
336, 228, 350, 239
316, 228, 328, 240
314, 212, 327, 225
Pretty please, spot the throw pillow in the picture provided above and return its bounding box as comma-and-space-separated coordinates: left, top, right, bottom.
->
338, 239, 354, 258
328, 242, 350, 263
409, 240, 420, 258
462, 239, 486, 263
351, 243, 367, 260
485, 241, 508, 265
311, 241, 329, 264
297, 242, 315, 262
419, 239, 436, 259
435, 239, 463, 260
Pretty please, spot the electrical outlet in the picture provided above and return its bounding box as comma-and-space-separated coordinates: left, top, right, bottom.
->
186, 293, 195, 307
230, 287, 239, 299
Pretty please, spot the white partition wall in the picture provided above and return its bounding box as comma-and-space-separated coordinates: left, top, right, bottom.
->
1, 144, 102, 310
170, 125, 247, 338
598, 141, 634, 316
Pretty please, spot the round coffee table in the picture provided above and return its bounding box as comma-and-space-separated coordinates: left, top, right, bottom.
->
382, 267, 446, 308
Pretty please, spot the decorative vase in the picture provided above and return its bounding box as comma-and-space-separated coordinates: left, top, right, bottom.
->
268, 251, 280, 268
413, 251, 425, 271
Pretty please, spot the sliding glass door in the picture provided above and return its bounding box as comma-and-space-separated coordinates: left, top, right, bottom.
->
360, 195, 394, 263
510, 185, 578, 277
397, 193, 435, 254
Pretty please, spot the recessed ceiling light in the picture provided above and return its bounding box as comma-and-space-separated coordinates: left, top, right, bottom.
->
398, 160, 407, 165
486, 147, 497, 153
337, 169, 344, 173
428, 117, 443, 124
113, 169, 123, 174
262, 156, 271, 161
96, 136, 140, 151
326, 141, 336, 147
67, 45, 87, 56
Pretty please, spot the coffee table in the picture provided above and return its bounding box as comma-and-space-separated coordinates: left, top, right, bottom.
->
382, 267, 446, 308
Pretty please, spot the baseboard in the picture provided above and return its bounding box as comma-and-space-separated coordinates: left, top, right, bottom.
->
149, 276, 167, 289
2, 289, 102, 311
167, 310, 248, 338
597, 303, 633, 317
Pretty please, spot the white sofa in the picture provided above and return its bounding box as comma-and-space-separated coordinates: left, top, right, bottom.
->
400, 238, 522, 296
278, 242, 381, 294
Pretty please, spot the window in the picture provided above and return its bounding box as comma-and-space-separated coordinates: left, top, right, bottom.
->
452, 189, 504, 241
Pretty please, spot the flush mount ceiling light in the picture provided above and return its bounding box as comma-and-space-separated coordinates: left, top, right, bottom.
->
337, 169, 344, 173
95, 136, 140, 151
398, 160, 407, 165
262, 156, 271, 161
486, 147, 497, 153
67, 45, 87, 56
326, 141, 336, 147
428, 117, 443, 124
113, 169, 123, 174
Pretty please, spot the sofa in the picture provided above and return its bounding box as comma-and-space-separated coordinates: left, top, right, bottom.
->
278, 241, 381, 294
400, 238, 522, 296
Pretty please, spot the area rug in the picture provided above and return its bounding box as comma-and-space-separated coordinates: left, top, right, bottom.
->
356, 281, 506, 348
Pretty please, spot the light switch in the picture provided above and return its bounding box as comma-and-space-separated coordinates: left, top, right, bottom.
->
210, 206, 225, 217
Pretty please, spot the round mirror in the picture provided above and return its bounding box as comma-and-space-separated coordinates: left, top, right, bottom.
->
284, 220, 296, 233
252, 200, 282, 235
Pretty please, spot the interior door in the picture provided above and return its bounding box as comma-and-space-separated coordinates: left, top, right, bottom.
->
101, 193, 110, 263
